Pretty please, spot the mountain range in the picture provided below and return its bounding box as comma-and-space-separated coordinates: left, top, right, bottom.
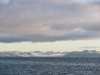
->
0, 50, 100, 57
64, 50, 100, 57
0, 51, 65, 57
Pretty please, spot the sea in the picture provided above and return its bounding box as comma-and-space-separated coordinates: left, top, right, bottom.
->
0, 57, 100, 75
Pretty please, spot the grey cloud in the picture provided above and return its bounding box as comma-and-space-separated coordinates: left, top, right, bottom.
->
0, 29, 100, 43
80, 46, 99, 49
0, 0, 100, 43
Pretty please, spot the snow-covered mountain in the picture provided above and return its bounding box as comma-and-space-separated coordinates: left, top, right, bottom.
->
0, 50, 100, 57
64, 50, 100, 57
0, 51, 65, 57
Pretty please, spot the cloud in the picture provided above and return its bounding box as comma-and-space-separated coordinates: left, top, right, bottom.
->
0, 0, 100, 43
80, 46, 99, 49
0, 29, 100, 43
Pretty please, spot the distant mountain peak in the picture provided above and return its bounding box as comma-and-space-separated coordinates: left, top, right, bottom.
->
64, 50, 100, 57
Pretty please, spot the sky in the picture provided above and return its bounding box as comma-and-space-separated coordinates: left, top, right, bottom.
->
0, 0, 100, 52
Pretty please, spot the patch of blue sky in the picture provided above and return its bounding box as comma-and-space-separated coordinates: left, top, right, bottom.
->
0, 0, 10, 3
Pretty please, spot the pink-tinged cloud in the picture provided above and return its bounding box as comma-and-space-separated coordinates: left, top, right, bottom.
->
0, 0, 100, 43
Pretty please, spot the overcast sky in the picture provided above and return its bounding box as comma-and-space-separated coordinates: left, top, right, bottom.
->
0, 0, 100, 52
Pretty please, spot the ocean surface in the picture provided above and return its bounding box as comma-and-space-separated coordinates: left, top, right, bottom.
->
0, 57, 100, 75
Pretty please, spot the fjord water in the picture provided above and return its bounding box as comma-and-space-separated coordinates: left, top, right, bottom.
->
0, 57, 100, 75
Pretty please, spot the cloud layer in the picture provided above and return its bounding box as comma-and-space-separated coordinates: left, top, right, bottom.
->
0, 0, 100, 43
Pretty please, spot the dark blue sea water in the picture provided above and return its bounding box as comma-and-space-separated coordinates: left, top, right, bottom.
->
0, 57, 100, 75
